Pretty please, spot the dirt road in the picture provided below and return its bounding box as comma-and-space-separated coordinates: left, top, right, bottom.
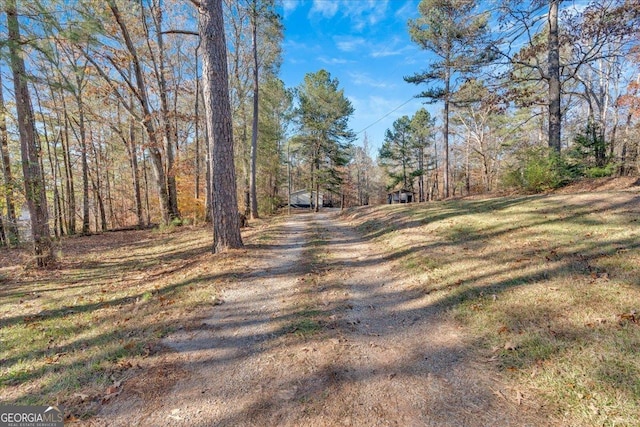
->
96, 211, 550, 426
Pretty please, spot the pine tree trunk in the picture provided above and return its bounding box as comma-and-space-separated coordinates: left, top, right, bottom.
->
7, 0, 53, 266
548, 0, 562, 153
0, 72, 19, 245
89, 129, 107, 232
418, 146, 424, 202
195, 47, 201, 200
205, 125, 212, 222
61, 98, 76, 234
75, 80, 91, 234
314, 157, 320, 212
199, 0, 243, 252
141, 141, 151, 225
240, 104, 251, 216
465, 137, 471, 195
41, 71, 67, 236
249, 1, 260, 219
443, 66, 451, 198
151, 3, 180, 220
128, 117, 144, 227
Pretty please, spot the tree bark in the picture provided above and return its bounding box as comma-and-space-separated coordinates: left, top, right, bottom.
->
74, 80, 91, 234
129, 115, 144, 227
249, 0, 260, 219
33, 83, 62, 238
107, 0, 173, 224
314, 157, 320, 212
199, 0, 243, 252
0, 71, 19, 245
443, 64, 451, 198
60, 95, 76, 234
194, 46, 201, 200
548, 0, 562, 153
41, 78, 66, 236
6, 0, 53, 266
418, 146, 424, 202
0, 214, 5, 246
148, 1, 180, 220
89, 129, 107, 231
141, 136, 152, 225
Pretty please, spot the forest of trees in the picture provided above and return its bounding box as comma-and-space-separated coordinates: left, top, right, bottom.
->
390, 0, 640, 197
0, 0, 639, 262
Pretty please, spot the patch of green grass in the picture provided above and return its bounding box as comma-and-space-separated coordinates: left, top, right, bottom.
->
282, 221, 332, 339
444, 224, 480, 243
404, 254, 441, 274
256, 233, 274, 242
289, 318, 323, 337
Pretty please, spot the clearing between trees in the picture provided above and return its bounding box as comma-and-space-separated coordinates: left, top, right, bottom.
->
1, 187, 639, 426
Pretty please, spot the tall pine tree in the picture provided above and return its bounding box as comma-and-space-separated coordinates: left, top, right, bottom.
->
405, 0, 489, 198
295, 69, 354, 212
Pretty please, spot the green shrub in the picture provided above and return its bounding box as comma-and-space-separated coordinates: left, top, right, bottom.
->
584, 163, 616, 178
502, 142, 619, 192
502, 147, 573, 193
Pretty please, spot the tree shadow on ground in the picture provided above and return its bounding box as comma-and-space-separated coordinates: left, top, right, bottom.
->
3, 195, 638, 424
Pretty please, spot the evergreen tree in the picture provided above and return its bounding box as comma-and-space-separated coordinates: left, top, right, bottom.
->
405, 0, 490, 198
295, 69, 354, 212
379, 115, 415, 191
410, 108, 435, 201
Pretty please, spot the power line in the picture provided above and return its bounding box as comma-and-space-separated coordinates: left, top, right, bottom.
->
355, 96, 416, 135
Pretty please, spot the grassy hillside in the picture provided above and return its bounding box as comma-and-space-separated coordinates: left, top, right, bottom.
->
343, 190, 640, 426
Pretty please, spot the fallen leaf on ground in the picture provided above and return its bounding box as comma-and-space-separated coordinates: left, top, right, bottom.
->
74, 392, 89, 401
492, 388, 507, 400
504, 341, 517, 351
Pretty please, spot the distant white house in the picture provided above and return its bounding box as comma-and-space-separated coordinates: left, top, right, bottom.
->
289, 190, 323, 209
387, 189, 415, 204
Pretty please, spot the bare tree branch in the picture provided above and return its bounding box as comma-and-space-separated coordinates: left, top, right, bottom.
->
161, 29, 199, 36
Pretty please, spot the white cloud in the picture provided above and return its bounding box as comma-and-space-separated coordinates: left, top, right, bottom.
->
342, 0, 389, 31
282, 0, 301, 16
348, 71, 395, 89
333, 36, 366, 52
310, 0, 339, 18
370, 45, 414, 58
394, 0, 417, 21
318, 56, 350, 65
309, 0, 389, 31
370, 48, 402, 58
369, 37, 415, 58
283, 39, 311, 51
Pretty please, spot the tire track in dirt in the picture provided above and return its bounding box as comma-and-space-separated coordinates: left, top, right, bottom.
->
96, 213, 315, 426
306, 211, 551, 426
95, 211, 552, 426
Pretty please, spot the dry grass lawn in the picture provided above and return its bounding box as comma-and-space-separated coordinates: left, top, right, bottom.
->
343, 188, 640, 426
0, 223, 268, 419
1, 183, 639, 426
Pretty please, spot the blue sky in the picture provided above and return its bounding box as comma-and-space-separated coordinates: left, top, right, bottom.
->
277, 0, 428, 153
